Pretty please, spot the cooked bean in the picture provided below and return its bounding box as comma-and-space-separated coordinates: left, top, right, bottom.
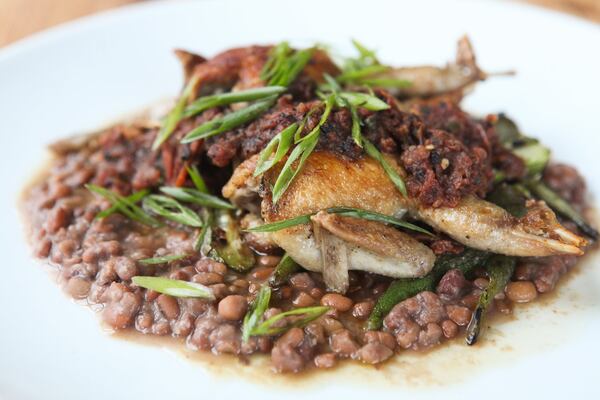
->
354, 342, 394, 364
34, 239, 52, 258
505, 281, 538, 303
195, 258, 227, 275
101, 284, 141, 330
446, 305, 472, 326
46, 206, 70, 234
352, 301, 374, 320
250, 267, 274, 281
418, 323, 442, 348
320, 293, 353, 312
114, 257, 138, 281
292, 292, 316, 307
65, 277, 91, 299
218, 295, 247, 321
441, 319, 458, 339
192, 272, 224, 285
157, 294, 180, 320
152, 321, 171, 336
329, 329, 359, 357
256, 255, 281, 268
393, 319, 420, 349
364, 331, 396, 350
314, 353, 337, 369
309, 287, 324, 299
473, 278, 489, 290
289, 273, 315, 291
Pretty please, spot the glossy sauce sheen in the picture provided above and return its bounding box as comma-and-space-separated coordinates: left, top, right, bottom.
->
20, 125, 596, 373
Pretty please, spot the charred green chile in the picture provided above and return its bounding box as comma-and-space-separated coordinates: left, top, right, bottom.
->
367, 249, 489, 330
465, 255, 516, 345
526, 180, 598, 240
269, 253, 300, 287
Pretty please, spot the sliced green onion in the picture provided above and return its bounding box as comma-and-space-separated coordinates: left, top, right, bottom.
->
182, 86, 286, 118
253, 123, 298, 177
326, 207, 433, 236
181, 97, 277, 144
269, 254, 300, 287
337, 65, 389, 83
351, 39, 379, 63
246, 207, 430, 235
86, 184, 161, 227
186, 165, 209, 194
245, 214, 313, 233
271, 95, 335, 204
362, 138, 407, 197
358, 78, 412, 89
143, 195, 203, 227
250, 306, 329, 336
267, 47, 315, 87
339, 92, 390, 111
242, 286, 271, 343
159, 186, 234, 210
95, 189, 149, 219
132, 276, 214, 299
152, 76, 198, 150
139, 254, 190, 265
261, 42, 292, 82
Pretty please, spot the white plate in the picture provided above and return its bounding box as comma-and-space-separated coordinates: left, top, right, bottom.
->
1, 0, 599, 399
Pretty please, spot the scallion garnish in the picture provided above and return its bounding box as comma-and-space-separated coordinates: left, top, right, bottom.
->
159, 186, 234, 210
262, 43, 315, 87
250, 306, 329, 336
143, 195, 203, 227
253, 122, 298, 177
180, 96, 277, 144
336, 40, 411, 89
139, 254, 190, 265
362, 138, 408, 197
194, 215, 213, 255
95, 189, 149, 219
246, 207, 432, 235
242, 286, 272, 343
86, 184, 161, 227
271, 94, 335, 203
187, 165, 209, 193
245, 214, 313, 232
326, 207, 433, 236
182, 86, 286, 119
338, 92, 390, 111
132, 276, 214, 299
152, 76, 198, 150
269, 253, 300, 287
